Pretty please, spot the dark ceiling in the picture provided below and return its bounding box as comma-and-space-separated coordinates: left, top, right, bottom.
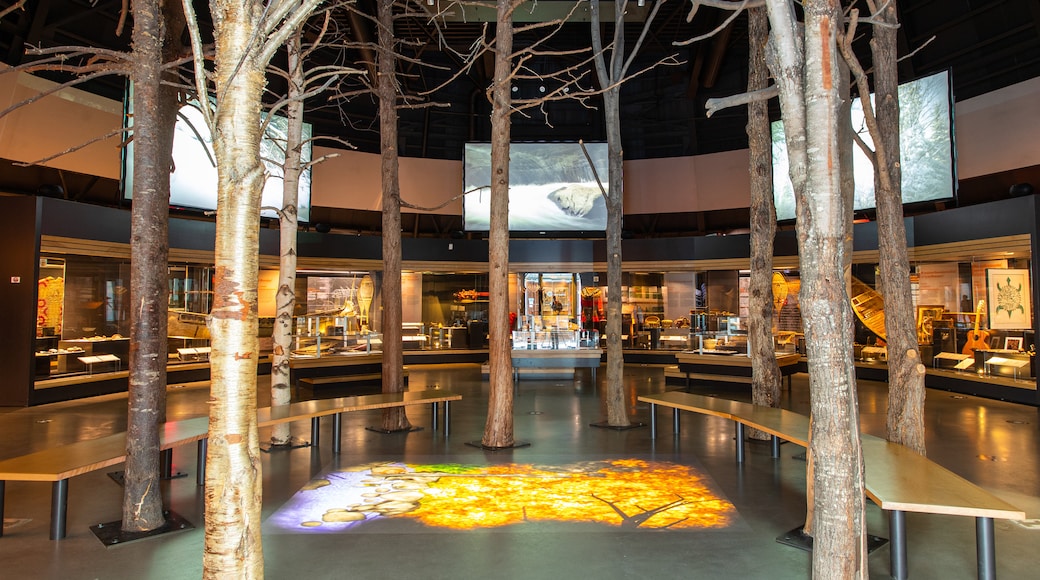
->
2, 0, 1039, 237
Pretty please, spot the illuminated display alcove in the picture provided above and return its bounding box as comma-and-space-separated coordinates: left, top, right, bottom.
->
266, 459, 736, 533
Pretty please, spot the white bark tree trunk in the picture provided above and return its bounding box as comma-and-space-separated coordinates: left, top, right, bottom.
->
269, 29, 305, 446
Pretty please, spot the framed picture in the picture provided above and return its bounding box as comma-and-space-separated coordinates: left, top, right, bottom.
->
986, 268, 1032, 330
1004, 336, 1024, 351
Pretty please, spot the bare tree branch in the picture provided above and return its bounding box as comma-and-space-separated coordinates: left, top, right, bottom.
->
0, 0, 29, 21
705, 85, 779, 117
12, 126, 125, 167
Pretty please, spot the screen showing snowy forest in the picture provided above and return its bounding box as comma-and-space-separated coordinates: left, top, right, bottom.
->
771, 69, 954, 221
463, 142, 609, 232
122, 92, 312, 222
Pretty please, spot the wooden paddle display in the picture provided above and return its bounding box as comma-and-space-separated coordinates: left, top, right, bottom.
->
962, 300, 991, 354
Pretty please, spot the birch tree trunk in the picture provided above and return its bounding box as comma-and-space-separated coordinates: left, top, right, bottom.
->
204, 1, 267, 574
123, 0, 174, 532
746, 5, 781, 437
481, 0, 515, 448
269, 29, 305, 446
798, 2, 867, 576
871, 0, 927, 454
378, 0, 411, 432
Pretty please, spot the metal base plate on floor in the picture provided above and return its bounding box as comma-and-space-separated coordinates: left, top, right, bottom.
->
260, 437, 311, 452
90, 510, 194, 547
365, 426, 425, 434
776, 525, 888, 553
465, 440, 532, 450
588, 421, 647, 431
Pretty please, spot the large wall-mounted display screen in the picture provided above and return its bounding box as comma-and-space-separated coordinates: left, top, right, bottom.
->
463, 142, 609, 232
771, 69, 955, 221
122, 90, 312, 222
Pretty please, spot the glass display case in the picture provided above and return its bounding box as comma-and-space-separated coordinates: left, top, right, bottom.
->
512, 329, 599, 350
292, 314, 381, 357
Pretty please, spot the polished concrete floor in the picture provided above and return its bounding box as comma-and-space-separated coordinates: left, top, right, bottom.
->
1, 364, 1038, 579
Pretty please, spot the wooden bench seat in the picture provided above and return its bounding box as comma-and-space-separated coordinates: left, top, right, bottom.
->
860, 434, 1025, 579
0, 389, 460, 540
638, 390, 1026, 580
0, 416, 209, 540
255, 389, 462, 454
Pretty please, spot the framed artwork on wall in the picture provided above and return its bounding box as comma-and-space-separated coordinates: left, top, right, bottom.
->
986, 268, 1032, 330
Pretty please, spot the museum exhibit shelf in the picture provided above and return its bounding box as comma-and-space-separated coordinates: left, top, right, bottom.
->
668, 351, 803, 388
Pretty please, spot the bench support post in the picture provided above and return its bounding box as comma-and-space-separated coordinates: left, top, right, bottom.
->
735, 422, 745, 463
431, 402, 440, 432
197, 439, 207, 486
672, 408, 680, 436
50, 479, 69, 540
890, 510, 907, 580
976, 516, 996, 580
332, 413, 342, 454
160, 448, 173, 479
771, 435, 781, 458
0, 480, 5, 538
648, 403, 657, 438
310, 417, 320, 447
444, 401, 451, 436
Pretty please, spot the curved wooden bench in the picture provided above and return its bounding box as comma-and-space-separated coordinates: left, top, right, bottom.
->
0, 416, 209, 540
0, 389, 460, 540
639, 391, 1026, 580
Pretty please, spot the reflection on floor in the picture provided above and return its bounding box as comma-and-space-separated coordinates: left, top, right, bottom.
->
0, 364, 1037, 579
267, 459, 735, 533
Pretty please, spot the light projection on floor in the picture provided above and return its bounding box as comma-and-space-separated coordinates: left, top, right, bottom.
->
266, 459, 736, 533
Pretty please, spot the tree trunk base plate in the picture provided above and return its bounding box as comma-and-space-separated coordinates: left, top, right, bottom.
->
464, 440, 532, 451
90, 510, 194, 547
776, 525, 888, 553
365, 426, 424, 434
588, 421, 647, 431
260, 437, 311, 452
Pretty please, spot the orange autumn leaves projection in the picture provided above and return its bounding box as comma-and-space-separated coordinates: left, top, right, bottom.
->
299, 459, 734, 531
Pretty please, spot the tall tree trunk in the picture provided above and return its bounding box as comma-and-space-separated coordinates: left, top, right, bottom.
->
872, 0, 927, 454
746, 5, 781, 438
378, 0, 410, 432
602, 91, 626, 426
269, 29, 305, 446
481, 0, 515, 448
204, 1, 267, 575
798, 2, 867, 577
123, 0, 174, 532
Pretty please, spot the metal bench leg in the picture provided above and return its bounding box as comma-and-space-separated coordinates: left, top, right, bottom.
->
310, 417, 320, 447
197, 439, 208, 486
771, 435, 781, 458
890, 510, 907, 580
735, 422, 746, 463
431, 402, 440, 432
50, 479, 69, 540
160, 448, 173, 479
444, 401, 451, 436
977, 517, 995, 580
332, 413, 342, 454
672, 408, 680, 436
649, 403, 657, 439
0, 480, 5, 538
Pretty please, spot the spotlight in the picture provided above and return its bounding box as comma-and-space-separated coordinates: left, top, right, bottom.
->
427, 0, 434, 5
638, 0, 645, 6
